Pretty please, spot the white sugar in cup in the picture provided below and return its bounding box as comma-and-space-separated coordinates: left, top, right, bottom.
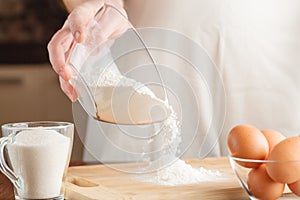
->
0, 122, 74, 200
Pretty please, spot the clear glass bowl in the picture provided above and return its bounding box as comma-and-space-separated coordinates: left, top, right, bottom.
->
229, 156, 300, 200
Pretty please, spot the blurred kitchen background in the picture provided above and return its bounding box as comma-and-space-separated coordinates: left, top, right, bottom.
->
0, 0, 83, 161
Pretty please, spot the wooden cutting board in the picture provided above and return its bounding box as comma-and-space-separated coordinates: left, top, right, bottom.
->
64, 157, 250, 200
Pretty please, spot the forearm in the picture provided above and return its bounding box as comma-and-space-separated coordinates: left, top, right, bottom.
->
62, 0, 124, 12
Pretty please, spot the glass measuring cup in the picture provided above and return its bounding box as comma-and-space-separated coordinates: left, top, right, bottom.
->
68, 3, 169, 125
0, 121, 74, 200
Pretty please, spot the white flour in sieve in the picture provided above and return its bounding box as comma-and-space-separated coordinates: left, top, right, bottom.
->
94, 69, 169, 124
96, 69, 221, 185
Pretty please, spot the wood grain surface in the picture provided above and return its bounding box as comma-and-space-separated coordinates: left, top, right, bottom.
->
0, 171, 14, 200
65, 157, 249, 200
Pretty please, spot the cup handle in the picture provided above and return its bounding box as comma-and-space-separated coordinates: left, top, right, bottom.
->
0, 137, 23, 189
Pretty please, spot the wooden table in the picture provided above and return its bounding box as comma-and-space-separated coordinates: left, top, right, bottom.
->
0, 171, 14, 200
0, 158, 247, 200
65, 157, 249, 200
2, 158, 300, 200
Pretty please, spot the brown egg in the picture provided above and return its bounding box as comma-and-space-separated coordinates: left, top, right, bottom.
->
261, 129, 285, 152
288, 179, 300, 196
247, 164, 285, 200
266, 136, 300, 183
228, 124, 269, 168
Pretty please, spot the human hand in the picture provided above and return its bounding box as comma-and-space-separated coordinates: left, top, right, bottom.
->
48, 0, 128, 102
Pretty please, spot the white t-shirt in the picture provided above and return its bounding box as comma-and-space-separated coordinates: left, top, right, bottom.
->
81, 0, 300, 162
126, 0, 300, 153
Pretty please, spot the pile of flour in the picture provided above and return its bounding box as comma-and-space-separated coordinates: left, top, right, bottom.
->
140, 159, 221, 186
96, 69, 221, 185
